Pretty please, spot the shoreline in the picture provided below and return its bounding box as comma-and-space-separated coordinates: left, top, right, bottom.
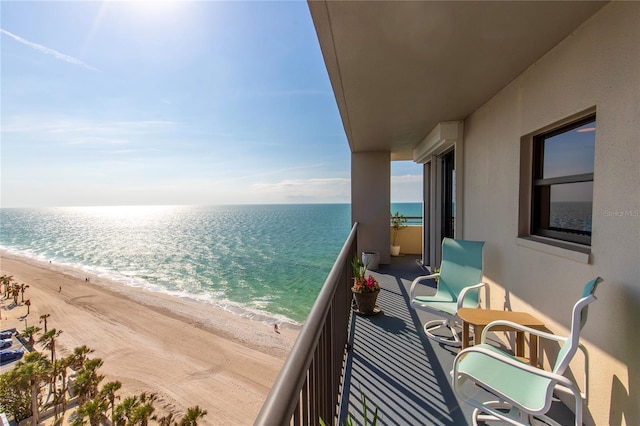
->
0, 251, 298, 424
0, 246, 303, 329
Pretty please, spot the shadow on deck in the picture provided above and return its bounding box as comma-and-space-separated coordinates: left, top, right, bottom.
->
339, 255, 576, 425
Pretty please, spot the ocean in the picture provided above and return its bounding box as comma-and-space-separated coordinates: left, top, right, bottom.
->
550, 201, 592, 233
1, 203, 421, 325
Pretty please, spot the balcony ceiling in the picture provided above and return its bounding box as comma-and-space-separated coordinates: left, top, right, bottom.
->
308, 1, 607, 159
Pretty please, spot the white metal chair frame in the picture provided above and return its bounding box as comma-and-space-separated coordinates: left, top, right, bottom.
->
410, 238, 488, 347
452, 277, 602, 426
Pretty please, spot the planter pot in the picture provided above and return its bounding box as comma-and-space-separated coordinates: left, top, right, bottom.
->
353, 291, 380, 314
390, 245, 401, 256
362, 251, 379, 270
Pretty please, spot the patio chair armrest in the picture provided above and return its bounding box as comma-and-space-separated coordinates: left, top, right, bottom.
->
456, 282, 489, 311
410, 273, 440, 300
481, 320, 567, 344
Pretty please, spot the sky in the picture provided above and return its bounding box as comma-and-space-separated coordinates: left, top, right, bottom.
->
1, 0, 423, 208
542, 120, 595, 202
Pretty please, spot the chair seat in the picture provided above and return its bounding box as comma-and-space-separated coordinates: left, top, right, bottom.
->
457, 344, 554, 414
412, 295, 457, 316
413, 294, 477, 316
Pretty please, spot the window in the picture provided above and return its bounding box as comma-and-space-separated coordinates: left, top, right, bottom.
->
531, 114, 596, 245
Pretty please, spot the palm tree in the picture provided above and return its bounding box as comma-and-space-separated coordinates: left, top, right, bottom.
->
48, 358, 63, 395
99, 380, 122, 423
11, 285, 20, 304
72, 358, 104, 404
70, 345, 94, 371
46, 385, 66, 423
20, 326, 42, 349
114, 395, 139, 426
40, 313, 51, 333
129, 392, 157, 426
47, 355, 72, 419
0, 274, 14, 298
16, 351, 51, 425
56, 355, 73, 417
44, 357, 69, 425
73, 398, 107, 426
179, 406, 208, 426
25, 299, 31, 314
20, 283, 30, 303
131, 402, 155, 426
112, 392, 157, 426
39, 328, 63, 362
0, 274, 7, 290
83, 357, 104, 373
0, 366, 31, 422
71, 371, 93, 407
155, 412, 178, 426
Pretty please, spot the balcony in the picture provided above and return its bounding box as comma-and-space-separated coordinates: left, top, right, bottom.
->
257, 228, 577, 425
339, 254, 471, 424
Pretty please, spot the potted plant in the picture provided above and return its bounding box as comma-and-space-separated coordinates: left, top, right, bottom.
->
390, 211, 407, 256
351, 255, 380, 314
361, 251, 379, 270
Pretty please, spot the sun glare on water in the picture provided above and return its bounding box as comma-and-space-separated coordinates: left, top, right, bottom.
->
64, 205, 185, 223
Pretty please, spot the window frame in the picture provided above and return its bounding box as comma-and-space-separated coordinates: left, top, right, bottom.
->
530, 114, 596, 246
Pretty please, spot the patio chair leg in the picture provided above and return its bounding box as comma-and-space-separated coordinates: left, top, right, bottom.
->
472, 401, 524, 426
423, 319, 462, 347
472, 401, 563, 426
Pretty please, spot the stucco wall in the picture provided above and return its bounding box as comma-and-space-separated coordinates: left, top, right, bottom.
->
461, 3, 639, 425
352, 152, 391, 264
390, 225, 422, 255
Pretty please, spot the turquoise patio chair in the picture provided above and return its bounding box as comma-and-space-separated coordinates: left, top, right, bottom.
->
410, 238, 487, 346
452, 277, 603, 426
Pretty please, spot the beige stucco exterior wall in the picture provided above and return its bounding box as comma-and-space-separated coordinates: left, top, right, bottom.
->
352, 152, 391, 264
390, 225, 422, 255
460, 3, 639, 425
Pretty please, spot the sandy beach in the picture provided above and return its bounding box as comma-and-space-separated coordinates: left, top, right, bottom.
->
0, 252, 298, 425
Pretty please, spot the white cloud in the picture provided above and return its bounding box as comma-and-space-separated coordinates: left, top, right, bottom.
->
254, 177, 348, 191
1, 115, 176, 145
253, 178, 350, 202
391, 174, 423, 202
392, 174, 422, 184
0, 28, 100, 72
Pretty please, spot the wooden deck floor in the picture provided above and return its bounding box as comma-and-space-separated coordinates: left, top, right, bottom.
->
338, 255, 576, 425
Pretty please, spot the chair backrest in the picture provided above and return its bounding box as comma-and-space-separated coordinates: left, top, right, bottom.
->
552, 277, 603, 374
437, 238, 485, 307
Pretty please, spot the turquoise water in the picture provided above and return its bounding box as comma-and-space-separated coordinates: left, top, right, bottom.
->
391, 203, 423, 225
0, 203, 421, 324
